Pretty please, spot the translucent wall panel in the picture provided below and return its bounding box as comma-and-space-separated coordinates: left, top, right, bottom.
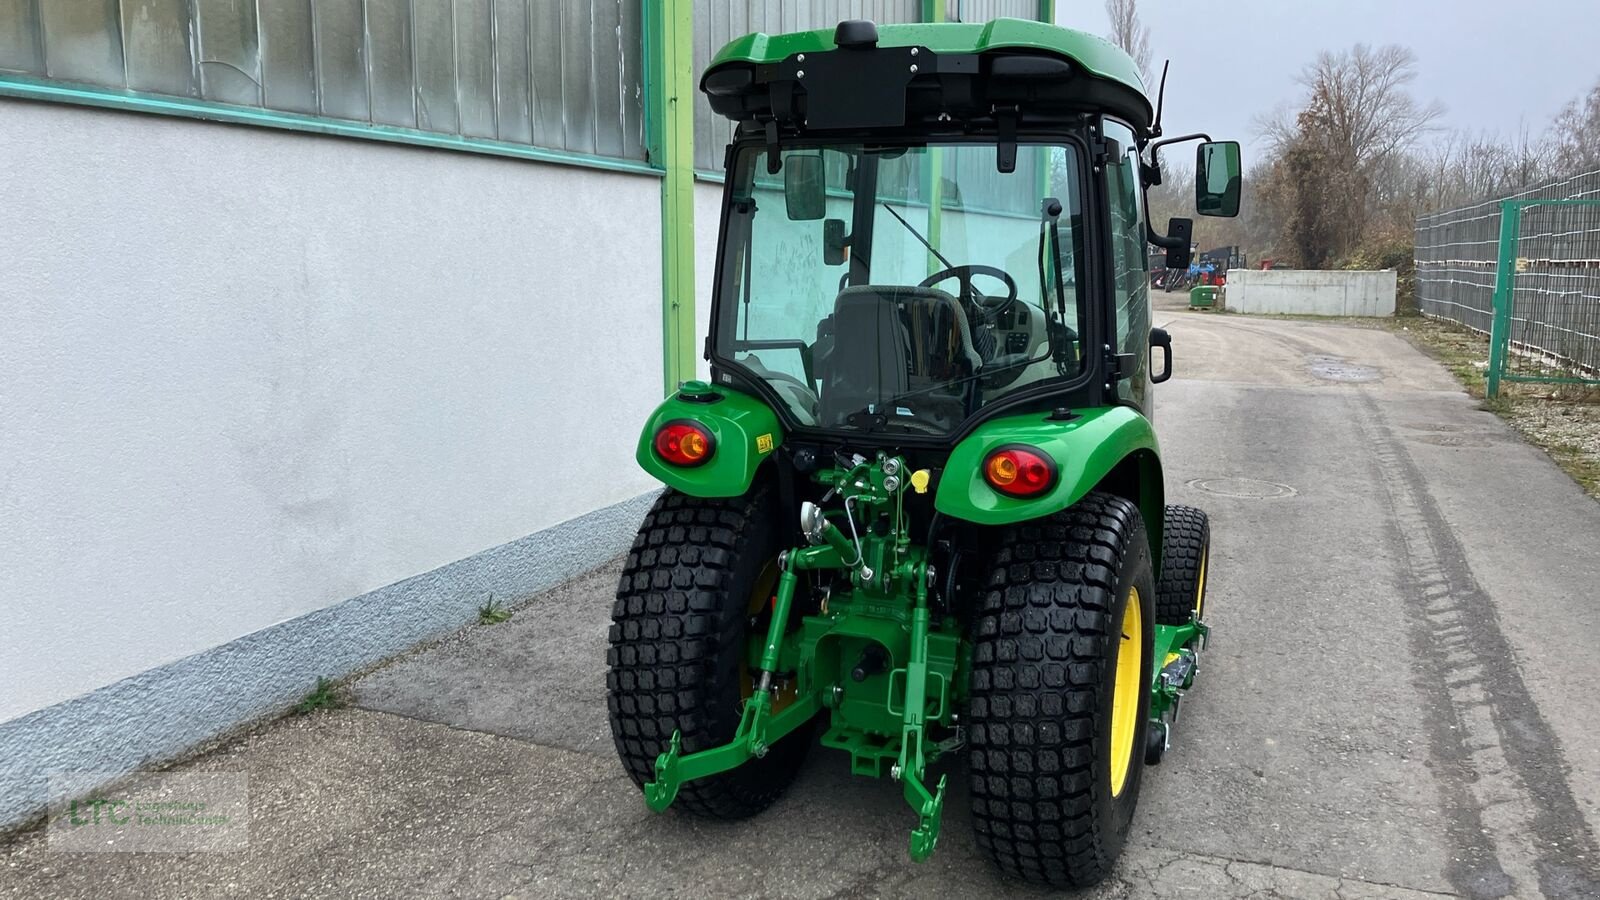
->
40, 2, 125, 85
258, 1, 316, 114
195, 0, 261, 106
5, 1, 645, 161
366, 0, 415, 128
315, 0, 369, 122
455, 0, 497, 139
0, 0, 43, 74
121, 0, 195, 96
949, 0, 1038, 21
411, 1, 459, 133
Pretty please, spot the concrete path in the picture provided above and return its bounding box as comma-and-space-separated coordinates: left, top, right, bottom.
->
5, 308, 1600, 899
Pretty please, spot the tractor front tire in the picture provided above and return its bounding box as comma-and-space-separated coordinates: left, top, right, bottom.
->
967, 492, 1156, 888
606, 487, 813, 819
1155, 505, 1210, 625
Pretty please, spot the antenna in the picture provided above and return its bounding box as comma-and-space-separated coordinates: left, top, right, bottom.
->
1152, 60, 1170, 138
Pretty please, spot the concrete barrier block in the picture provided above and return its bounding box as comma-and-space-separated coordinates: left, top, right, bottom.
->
1226, 269, 1397, 316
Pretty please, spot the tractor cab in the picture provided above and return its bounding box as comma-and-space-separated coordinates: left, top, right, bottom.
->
699, 18, 1239, 443
611, 18, 1240, 889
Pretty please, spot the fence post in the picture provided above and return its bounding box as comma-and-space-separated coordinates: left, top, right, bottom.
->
1486, 200, 1521, 399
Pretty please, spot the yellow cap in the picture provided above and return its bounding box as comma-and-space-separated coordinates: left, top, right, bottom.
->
910, 469, 931, 494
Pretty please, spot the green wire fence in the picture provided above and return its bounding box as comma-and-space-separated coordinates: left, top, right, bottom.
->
1416, 174, 1600, 398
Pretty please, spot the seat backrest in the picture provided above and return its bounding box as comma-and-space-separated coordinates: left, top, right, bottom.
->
818, 285, 982, 427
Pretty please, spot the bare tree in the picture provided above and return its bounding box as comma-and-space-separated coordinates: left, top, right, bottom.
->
1241, 47, 1596, 272
1551, 78, 1600, 173
1294, 44, 1444, 170
1253, 43, 1443, 265
1104, 0, 1152, 85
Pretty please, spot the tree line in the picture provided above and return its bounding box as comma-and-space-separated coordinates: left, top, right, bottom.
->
1109, 1, 1600, 280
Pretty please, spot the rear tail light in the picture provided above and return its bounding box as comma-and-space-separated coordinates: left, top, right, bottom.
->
982, 445, 1057, 497
653, 420, 715, 467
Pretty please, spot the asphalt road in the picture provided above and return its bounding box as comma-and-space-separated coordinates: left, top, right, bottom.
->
5, 307, 1600, 899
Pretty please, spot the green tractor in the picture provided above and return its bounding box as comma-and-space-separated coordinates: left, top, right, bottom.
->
607, 18, 1241, 888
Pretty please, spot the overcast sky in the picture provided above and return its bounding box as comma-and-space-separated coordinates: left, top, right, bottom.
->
1054, 0, 1600, 162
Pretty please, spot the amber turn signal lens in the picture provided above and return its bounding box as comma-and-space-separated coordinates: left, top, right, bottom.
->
982, 445, 1056, 497
654, 420, 715, 467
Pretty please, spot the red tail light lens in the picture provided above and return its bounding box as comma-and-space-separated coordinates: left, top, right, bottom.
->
654, 420, 715, 467
982, 445, 1057, 497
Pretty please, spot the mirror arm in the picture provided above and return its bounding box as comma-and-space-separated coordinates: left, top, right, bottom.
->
1146, 222, 1184, 250
1142, 132, 1212, 190
1148, 132, 1213, 156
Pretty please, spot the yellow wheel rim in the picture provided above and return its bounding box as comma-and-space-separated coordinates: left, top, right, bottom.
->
1195, 545, 1208, 620
1109, 586, 1143, 798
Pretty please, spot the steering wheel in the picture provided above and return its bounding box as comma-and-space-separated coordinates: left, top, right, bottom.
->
917, 265, 1018, 319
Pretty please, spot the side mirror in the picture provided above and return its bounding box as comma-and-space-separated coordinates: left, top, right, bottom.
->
1196, 141, 1242, 218
1163, 218, 1194, 269
785, 152, 826, 220
823, 218, 849, 266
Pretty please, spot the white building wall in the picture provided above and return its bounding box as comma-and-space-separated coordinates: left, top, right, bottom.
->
1227, 268, 1398, 317
0, 98, 662, 735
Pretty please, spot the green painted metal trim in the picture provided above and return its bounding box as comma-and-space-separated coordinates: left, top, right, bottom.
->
648, 0, 699, 393
635, 385, 781, 497
933, 405, 1160, 525
920, 0, 946, 275
0, 74, 660, 178
706, 19, 1147, 105
1487, 201, 1520, 400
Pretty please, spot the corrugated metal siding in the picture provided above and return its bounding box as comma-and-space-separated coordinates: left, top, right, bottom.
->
948, 0, 1038, 22
0, 0, 646, 160
692, 0, 921, 171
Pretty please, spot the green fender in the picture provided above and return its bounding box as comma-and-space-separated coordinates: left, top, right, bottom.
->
933, 406, 1165, 564
636, 384, 782, 497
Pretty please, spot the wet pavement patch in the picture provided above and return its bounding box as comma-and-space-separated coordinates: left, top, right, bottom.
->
1307, 355, 1381, 383
1185, 477, 1299, 499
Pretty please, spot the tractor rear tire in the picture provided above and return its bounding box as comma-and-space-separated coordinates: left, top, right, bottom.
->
967, 492, 1156, 888
606, 486, 814, 819
1155, 505, 1210, 625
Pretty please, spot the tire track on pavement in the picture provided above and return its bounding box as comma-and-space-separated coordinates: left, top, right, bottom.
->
1355, 388, 1600, 899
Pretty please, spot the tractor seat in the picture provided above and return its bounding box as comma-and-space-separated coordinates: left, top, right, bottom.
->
817, 285, 983, 428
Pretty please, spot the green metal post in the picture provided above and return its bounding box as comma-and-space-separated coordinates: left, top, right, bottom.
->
1486, 200, 1521, 400
922, 0, 945, 274
647, 0, 698, 395
1039, 0, 1057, 25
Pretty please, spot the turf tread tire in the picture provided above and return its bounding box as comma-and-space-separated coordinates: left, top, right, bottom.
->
606, 487, 811, 819
967, 491, 1156, 888
1154, 505, 1210, 625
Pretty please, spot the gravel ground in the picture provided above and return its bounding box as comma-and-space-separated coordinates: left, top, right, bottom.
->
1395, 315, 1600, 497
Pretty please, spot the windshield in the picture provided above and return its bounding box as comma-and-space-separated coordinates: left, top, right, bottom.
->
714, 141, 1088, 436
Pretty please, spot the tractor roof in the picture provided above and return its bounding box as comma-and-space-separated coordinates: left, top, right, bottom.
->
703, 18, 1153, 136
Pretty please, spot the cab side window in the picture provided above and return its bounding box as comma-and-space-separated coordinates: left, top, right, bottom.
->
1103, 120, 1151, 407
